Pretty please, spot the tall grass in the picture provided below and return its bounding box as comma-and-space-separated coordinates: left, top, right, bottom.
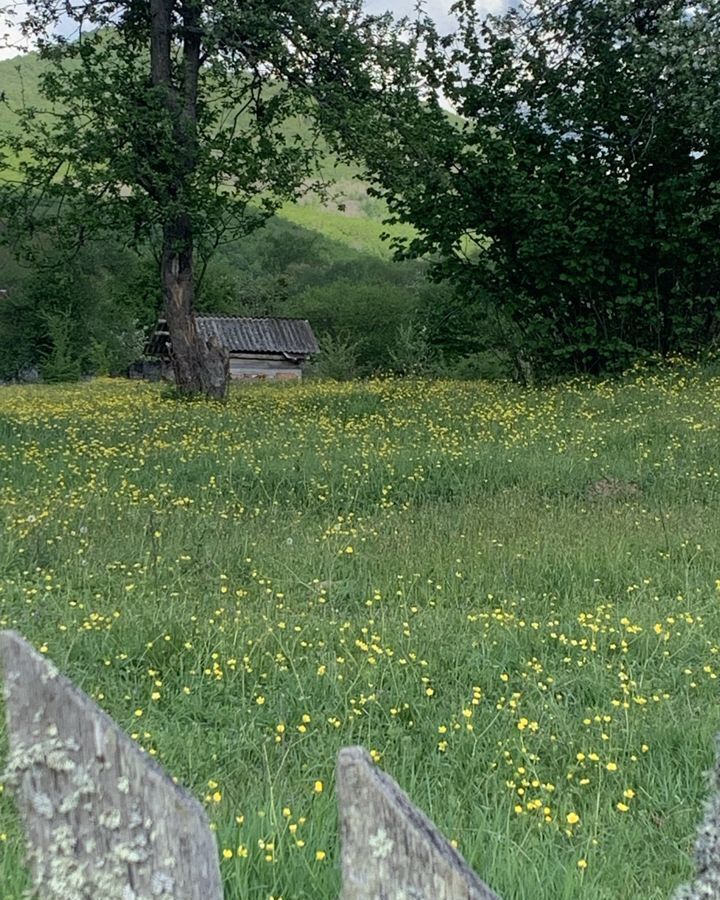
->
1, 365, 719, 898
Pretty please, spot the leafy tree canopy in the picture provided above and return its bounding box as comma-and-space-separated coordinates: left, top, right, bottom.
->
1, 0, 425, 393
358, 0, 720, 375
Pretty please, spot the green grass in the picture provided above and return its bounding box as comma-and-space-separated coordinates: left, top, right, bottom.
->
1, 364, 720, 898
279, 202, 413, 259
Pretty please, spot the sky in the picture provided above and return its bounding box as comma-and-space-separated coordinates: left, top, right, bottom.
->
0, 1, 28, 60
365, 0, 511, 32
0, 1, 513, 61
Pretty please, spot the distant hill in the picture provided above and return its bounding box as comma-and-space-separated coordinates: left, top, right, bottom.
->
0, 50, 412, 259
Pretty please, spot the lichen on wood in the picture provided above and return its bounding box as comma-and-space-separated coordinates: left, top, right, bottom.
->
336, 745, 502, 900
0, 630, 223, 900
673, 734, 720, 900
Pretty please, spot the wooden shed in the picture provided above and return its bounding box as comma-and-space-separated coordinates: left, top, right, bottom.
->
145, 315, 319, 381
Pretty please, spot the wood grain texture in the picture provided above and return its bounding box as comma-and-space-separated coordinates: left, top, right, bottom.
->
0, 630, 223, 900
336, 746, 502, 900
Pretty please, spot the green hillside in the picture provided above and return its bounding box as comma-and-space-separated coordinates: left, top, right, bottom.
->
0, 50, 413, 259
282, 203, 414, 259
0, 49, 447, 383
0, 52, 47, 130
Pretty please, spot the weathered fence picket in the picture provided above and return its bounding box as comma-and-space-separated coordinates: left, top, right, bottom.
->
336, 745, 500, 899
0, 631, 223, 900
0, 629, 716, 899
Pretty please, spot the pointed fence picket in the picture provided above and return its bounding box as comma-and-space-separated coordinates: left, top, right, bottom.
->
0, 630, 714, 899
0, 630, 223, 900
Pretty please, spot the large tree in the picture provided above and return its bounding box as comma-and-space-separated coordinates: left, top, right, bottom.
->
357, 0, 720, 375
1, 0, 420, 395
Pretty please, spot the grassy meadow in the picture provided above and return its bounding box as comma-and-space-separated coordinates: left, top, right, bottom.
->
1, 365, 720, 898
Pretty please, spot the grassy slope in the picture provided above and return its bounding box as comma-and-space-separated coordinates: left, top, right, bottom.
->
0, 52, 410, 260
0, 52, 46, 132
2, 362, 720, 898
281, 204, 413, 260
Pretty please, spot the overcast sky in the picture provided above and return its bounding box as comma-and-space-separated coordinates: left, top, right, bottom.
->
0, 1, 513, 61
365, 0, 511, 33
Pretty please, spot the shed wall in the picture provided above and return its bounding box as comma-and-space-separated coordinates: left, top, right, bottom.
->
229, 354, 303, 380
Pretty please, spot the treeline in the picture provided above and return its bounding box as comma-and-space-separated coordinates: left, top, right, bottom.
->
0, 216, 504, 382
2, 0, 719, 384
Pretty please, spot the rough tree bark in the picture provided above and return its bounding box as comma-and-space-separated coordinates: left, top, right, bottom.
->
150, 0, 229, 398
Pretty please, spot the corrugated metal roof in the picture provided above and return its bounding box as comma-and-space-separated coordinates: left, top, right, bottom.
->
146, 316, 319, 357
197, 316, 319, 355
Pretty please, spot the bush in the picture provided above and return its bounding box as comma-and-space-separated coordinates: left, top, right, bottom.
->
439, 351, 513, 381
288, 280, 422, 373
0, 244, 157, 380
40, 311, 82, 382
312, 332, 361, 380
88, 327, 146, 376
389, 321, 436, 376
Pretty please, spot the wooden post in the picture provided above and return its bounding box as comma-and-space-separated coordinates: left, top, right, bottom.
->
674, 734, 720, 900
0, 630, 223, 900
336, 746, 502, 900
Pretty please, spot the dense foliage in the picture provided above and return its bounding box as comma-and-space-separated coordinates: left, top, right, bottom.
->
0, 219, 439, 381
0, 0, 422, 393
359, 0, 720, 375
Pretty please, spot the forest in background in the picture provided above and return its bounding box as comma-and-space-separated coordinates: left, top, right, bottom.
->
0, 45, 490, 383
1, 1, 719, 385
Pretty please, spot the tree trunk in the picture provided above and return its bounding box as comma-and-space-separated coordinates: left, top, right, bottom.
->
162, 215, 228, 399
151, 0, 229, 399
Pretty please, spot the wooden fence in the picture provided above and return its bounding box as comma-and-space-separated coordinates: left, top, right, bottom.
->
0, 629, 714, 899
